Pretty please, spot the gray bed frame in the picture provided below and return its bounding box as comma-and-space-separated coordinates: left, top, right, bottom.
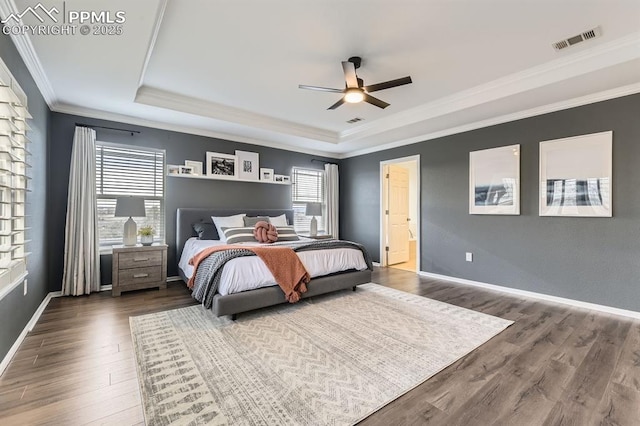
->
176, 208, 372, 319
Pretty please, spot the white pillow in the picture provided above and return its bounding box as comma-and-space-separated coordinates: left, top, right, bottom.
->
212, 214, 246, 242
269, 214, 288, 226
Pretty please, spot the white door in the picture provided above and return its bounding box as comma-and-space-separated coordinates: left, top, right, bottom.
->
387, 164, 410, 265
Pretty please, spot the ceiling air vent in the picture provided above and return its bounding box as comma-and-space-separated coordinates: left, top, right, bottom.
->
553, 26, 602, 51
346, 117, 364, 124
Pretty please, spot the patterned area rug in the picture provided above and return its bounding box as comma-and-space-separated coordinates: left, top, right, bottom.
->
130, 283, 513, 425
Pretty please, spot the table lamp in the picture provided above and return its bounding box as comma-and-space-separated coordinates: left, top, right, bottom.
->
115, 197, 146, 246
305, 202, 322, 236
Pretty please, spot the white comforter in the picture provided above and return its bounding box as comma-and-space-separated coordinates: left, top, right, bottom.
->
179, 237, 369, 295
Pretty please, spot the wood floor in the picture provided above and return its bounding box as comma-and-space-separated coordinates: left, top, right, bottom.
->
1, 268, 639, 425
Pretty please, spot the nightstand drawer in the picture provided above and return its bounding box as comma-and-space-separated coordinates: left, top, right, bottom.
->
118, 266, 162, 286
118, 250, 163, 269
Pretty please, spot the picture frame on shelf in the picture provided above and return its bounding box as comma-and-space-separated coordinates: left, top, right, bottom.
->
206, 152, 237, 178
260, 168, 274, 181
469, 144, 520, 215
179, 165, 194, 175
236, 150, 259, 181
167, 165, 180, 175
539, 131, 612, 217
274, 174, 285, 183
282, 176, 291, 184
184, 160, 203, 176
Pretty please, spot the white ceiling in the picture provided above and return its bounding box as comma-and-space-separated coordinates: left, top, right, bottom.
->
4, 0, 640, 157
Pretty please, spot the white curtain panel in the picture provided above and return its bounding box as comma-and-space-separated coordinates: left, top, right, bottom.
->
324, 163, 339, 238
62, 127, 101, 296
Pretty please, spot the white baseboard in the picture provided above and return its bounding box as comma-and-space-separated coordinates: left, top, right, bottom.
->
0, 291, 55, 377
372, 262, 381, 267
418, 271, 640, 320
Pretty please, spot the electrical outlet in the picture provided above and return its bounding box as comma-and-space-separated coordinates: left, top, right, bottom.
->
465, 252, 473, 262
23, 279, 27, 296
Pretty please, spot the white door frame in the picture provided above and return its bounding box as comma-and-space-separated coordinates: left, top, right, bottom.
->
379, 155, 421, 270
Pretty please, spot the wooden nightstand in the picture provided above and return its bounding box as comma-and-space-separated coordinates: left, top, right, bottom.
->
112, 244, 168, 296
299, 234, 333, 240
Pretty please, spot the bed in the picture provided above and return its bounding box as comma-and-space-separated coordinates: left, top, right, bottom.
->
176, 208, 372, 318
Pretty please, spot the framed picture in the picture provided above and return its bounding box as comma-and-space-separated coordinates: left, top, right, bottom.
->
282, 175, 291, 184
184, 160, 203, 176
274, 174, 285, 183
539, 131, 612, 217
167, 165, 180, 175
260, 168, 274, 181
206, 152, 237, 178
179, 165, 194, 175
235, 150, 259, 181
469, 144, 520, 215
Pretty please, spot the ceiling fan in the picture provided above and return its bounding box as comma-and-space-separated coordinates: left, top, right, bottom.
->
299, 56, 412, 110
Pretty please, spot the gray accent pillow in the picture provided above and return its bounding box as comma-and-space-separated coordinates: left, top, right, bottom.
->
221, 227, 257, 244
192, 222, 219, 240
243, 216, 271, 227
276, 226, 300, 241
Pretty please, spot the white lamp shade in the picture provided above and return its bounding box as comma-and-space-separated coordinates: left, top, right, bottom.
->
115, 197, 146, 217
305, 202, 322, 217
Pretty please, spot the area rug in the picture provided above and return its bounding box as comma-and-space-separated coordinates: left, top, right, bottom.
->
130, 283, 513, 425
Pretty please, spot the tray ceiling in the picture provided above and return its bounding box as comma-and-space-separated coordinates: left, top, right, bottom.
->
4, 0, 640, 157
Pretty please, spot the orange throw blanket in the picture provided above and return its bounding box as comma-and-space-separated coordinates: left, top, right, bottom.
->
188, 245, 310, 303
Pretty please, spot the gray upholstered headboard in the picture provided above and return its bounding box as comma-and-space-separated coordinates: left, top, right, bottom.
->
176, 208, 295, 259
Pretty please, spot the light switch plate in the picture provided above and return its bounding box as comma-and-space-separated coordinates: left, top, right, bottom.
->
465, 252, 473, 262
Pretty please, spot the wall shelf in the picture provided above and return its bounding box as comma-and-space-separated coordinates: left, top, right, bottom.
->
167, 171, 291, 185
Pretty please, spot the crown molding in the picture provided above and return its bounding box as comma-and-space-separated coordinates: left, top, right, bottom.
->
340, 32, 640, 143
340, 82, 640, 158
135, 0, 169, 89
135, 86, 339, 144
51, 102, 341, 158
0, 0, 57, 106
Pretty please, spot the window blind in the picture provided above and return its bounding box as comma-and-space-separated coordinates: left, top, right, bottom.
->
95, 142, 165, 245
291, 167, 325, 233
0, 58, 30, 298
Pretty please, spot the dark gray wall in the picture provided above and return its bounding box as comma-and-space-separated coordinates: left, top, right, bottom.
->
0, 38, 49, 361
341, 93, 640, 312
48, 112, 333, 286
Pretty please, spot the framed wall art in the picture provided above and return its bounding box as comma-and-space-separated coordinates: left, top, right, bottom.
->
469, 144, 520, 215
179, 165, 194, 175
184, 160, 203, 176
539, 131, 612, 217
260, 168, 274, 181
236, 150, 259, 181
206, 152, 237, 179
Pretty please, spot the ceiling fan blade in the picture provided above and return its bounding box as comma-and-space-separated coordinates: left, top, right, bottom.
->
364, 76, 412, 93
341, 61, 359, 88
327, 97, 346, 110
363, 93, 390, 109
298, 85, 344, 93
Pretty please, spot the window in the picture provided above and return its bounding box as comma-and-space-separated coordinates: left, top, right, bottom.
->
0, 59, 30, 298
95, 142, 165, 246
291, 167, 325, 233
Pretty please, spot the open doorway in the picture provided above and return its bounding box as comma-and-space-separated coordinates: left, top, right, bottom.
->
380, 156, 420, 272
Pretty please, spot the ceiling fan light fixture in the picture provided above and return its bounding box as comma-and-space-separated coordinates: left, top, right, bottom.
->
344, 88, 364, 103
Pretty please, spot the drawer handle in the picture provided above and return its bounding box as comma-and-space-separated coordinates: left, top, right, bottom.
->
133, 273, 149, 278
133, 258, 150, 262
